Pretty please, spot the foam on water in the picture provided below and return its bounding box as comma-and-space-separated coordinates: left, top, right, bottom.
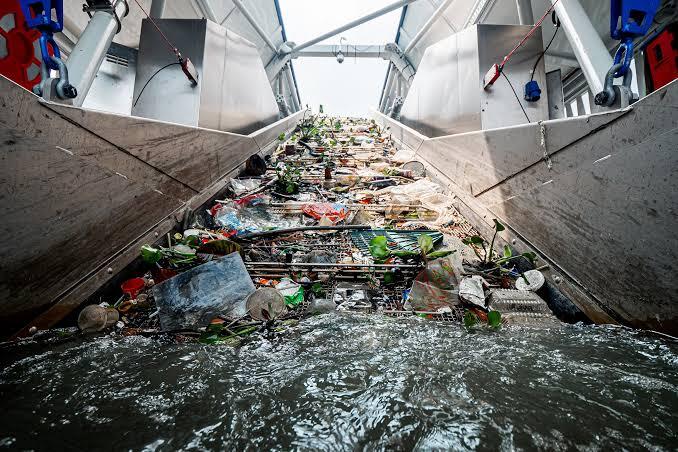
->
1, 315, 677, 450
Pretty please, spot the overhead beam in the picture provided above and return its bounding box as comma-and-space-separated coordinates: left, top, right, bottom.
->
194, 0, 217, 22
404, 0, 454, 54
287, 0, 420, 54
550, 0, 612, 96
515, 0, 534, 25
231, 0, 278, 53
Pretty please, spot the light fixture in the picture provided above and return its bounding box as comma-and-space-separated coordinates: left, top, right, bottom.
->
336, 51, 345, 63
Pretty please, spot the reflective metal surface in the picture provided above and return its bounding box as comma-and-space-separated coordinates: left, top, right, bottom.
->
399, 24, 549, 137
82, 43, 137, 115
132, 19, 279, 135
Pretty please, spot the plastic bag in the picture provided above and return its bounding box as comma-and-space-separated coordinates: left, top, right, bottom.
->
408, 255, 462, 311
302, 203, 350, 224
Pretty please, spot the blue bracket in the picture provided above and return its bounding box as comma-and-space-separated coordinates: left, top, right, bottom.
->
609, 0, 661, 76
524, 80, 541, 102
19, 0, 64, 71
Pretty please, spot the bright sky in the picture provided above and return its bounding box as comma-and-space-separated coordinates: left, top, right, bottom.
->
278, 0, 402, 117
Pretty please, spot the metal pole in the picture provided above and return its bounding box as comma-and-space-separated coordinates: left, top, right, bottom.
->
150, 0, 166, 18
283, 64, 299, 112
290, 0, 419, 54
194, 0, 217, 22
404, 0, 454, 54
66, 0, 128, 107
380, 67, 396, 112
515, 0, 534, 25
550, 0, 612, 96
231, 0, 278, 53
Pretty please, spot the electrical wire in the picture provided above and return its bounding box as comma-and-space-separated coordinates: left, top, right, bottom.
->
501, 71, 531, 123
133, 63, 181, 107
530, 13, 561, 81
500, 0, 561, 70
132, 0, 180, 56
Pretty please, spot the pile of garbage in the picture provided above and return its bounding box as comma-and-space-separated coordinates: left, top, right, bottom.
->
72, 115, 558, 345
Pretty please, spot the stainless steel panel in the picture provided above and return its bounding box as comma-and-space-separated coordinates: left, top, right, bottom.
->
132, 19, 205, 127
132, 19, 279, 134
82, 43, 137, 115
546, 69, 565, 119
477, 25, 549, 130
399, 24, 549, 137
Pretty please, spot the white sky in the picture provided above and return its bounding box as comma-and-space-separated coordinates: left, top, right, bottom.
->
278, 0, 402, 117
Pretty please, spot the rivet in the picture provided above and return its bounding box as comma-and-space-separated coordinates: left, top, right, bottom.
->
107, 267, 113, 274
511, 239, 516, 245
554, 276, 562, 284
154, 231, 159, 237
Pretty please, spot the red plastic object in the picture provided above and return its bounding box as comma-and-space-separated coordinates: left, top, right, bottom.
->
645, 24, 678, 92
302, 203, 350, 224
0, 1, 49, 91
121, 278, 146, 299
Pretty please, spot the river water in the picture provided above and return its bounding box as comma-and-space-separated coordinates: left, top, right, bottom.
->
1, 314, 676, 451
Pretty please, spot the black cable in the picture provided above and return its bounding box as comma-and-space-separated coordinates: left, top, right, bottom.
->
531, 12, 561, 81
501, 71, 531, 123
133, 62, 181, 107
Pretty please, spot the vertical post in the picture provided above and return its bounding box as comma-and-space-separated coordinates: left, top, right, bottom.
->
65, 0, 129, 107
550, 0, 613, 97
284, 64, 299, 112
380, 67, 395, 112
515, 0, 534, 25
150, 0, 166, 18
277, 73, 284, 96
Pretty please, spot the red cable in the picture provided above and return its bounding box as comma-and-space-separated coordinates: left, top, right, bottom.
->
500, 0, 561, 69
132, 0, 180, 57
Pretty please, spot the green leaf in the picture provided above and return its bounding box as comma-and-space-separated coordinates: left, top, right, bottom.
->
488, 310, 502, 328
463, 310, 478, 328
418, 234, 434, 255
278, 133, 285, 141
198, 239, 242, 256
493, 219, 506, 232
521, 252, 537, 264
503, 245, 512, 259
369, 236, 391, 262
311, 282, 324, 295
426, 249, 456, 259
140, 245, 162, 264
383, 271, 396, 285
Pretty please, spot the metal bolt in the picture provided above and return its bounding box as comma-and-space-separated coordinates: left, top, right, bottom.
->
28, 326, 37, 335
154, 231, 159, 237
554, 276, 562, 284
511, 239, 517, 245
107, 267, 113, 274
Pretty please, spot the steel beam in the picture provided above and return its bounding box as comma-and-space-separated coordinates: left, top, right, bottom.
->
404, 0, 454, 54
550, 0, 612, 97
231, 0, 278, 53
66, 0, 128, 107
288, 0, 419, 54
150, 0, 166, 18
515, 0, 534, 25
283, 64, 299, 112
194, 0, 217, 22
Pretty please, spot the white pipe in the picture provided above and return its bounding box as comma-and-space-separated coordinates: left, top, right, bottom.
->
515, 0, 534, 25
66, 0, 128, 107
404, 0, 454, 54
291, 0, 419, 54
380, 67, 396, 112
231, 0, 278, 53
551, 0, 613, 96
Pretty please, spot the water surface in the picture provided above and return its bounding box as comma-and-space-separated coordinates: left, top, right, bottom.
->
1, 315, 676, 451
